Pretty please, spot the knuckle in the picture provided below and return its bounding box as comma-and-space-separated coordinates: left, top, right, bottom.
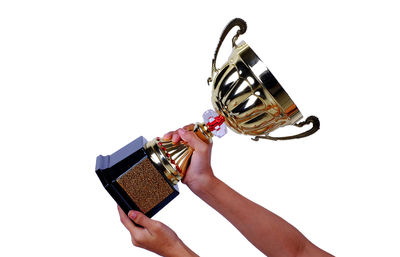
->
135, 236, 143, 244
183, 124, 194, 130
131, 239, 140, 247
152, 221, 163, 231
163, 131, 173, 138
131, 235, 143, 247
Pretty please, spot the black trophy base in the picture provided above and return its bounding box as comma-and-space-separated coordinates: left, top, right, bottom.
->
95, 136, 179, 218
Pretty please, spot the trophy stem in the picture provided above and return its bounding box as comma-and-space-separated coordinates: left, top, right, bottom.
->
144, 123, 213, 185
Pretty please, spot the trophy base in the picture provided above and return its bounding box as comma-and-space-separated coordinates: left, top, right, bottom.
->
96, 136, 179, 218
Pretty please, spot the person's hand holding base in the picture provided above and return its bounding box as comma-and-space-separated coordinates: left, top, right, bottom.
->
117, 206, 198, 257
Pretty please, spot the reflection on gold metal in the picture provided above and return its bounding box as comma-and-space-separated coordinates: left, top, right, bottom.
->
145, 18, 320, 185
144, 123, 213, 185
208, 18, 320, 140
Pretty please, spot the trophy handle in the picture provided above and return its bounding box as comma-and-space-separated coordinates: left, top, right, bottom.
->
251, 116, 320, 141
207, 18, 247, 85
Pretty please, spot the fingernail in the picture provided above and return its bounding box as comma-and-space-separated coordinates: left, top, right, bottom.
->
128, 211, 137, 220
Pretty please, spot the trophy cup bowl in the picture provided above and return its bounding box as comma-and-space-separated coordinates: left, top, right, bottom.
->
211, 41, 303, 135
208, 18, 320, 141
96, 18, 320, 218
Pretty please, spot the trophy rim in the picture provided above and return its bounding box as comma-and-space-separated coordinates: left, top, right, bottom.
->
234, 40, 303, 127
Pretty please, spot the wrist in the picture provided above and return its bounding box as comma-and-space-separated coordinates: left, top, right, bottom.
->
163, 240, 198, 257
188, 174, 219, 196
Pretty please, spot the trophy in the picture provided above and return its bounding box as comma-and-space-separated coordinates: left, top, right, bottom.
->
95, 18, 320, 218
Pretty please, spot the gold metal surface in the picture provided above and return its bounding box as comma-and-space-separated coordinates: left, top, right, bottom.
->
208, 18, 319, 140
144, 18, 321, 185
210, 40, 302, 136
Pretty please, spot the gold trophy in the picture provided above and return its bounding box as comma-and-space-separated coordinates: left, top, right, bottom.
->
146, 18, 320, 182
96, 18, 320, 218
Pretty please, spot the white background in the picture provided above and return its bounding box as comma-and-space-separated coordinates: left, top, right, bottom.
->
1, 1, 399, 256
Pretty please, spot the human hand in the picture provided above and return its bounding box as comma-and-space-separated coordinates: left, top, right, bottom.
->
117, 206, 198, 257
163, 124, 215, 193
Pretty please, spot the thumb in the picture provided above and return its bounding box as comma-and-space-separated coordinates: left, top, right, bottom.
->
128, 211, 154, 228
178, 129, 208, 152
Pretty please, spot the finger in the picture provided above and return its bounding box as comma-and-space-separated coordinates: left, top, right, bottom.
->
163, 131, 174, 140
171, 133, 181, 144
118, 206, 141, 234
177, 129, 208, 152
183, 124, 194, 131
164, 124, 194, 141
129, 210, 156, 230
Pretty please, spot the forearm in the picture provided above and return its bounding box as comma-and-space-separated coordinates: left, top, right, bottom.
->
165, 127, 331, 256
191, 176, 319, 257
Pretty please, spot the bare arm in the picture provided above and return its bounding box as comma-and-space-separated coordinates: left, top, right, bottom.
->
192, 176, 332, 257
163, 127, 333, 257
